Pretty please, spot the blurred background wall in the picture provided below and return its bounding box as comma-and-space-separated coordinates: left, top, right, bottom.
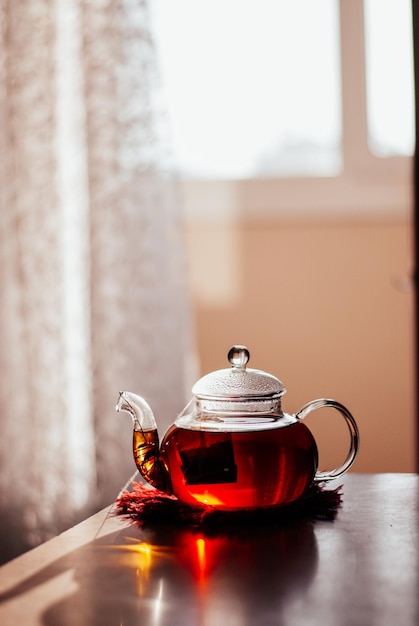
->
185, 216, 414, 474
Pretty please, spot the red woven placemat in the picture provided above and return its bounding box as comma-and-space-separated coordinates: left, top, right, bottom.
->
115, 481, 343, 531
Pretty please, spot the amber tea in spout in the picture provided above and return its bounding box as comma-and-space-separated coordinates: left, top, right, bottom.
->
133, 429, 170, 493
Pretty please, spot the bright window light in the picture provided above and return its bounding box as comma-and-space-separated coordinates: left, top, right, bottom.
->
151, 0, 341, 179
364, 0, 414, 157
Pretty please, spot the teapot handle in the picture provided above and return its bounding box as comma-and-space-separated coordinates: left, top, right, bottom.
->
296, 398, 359, 481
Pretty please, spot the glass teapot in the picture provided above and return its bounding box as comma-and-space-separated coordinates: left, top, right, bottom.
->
116, 345, 359, 510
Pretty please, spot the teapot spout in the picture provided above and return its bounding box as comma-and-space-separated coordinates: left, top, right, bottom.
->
116, 391, 158, 431
116, 391, 170, 492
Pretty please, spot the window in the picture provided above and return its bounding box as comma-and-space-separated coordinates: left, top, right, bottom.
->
151, 0, 341, 179
364, 0, 414, 157
151, 0, 413, 221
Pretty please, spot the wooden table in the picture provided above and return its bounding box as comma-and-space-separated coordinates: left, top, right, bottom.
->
0, 473, 417, 625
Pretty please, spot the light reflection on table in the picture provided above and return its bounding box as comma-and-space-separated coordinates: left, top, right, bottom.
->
0, 474, 417, 626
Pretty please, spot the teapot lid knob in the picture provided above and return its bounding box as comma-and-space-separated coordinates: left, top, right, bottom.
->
228, 345, 250, 369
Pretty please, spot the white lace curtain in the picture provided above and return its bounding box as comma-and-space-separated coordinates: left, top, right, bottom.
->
0, 0, 194, 562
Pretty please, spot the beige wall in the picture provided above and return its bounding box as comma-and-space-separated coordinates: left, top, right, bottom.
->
185, 218, 416, 474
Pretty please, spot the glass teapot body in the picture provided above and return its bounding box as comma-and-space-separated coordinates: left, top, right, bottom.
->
157, 410, 318, 509
117, 346, 359, 510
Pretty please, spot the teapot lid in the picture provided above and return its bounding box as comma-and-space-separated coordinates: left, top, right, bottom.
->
192, 346, 286, 414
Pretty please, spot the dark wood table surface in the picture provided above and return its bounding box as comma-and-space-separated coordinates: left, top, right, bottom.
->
0, 473, 417, 625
